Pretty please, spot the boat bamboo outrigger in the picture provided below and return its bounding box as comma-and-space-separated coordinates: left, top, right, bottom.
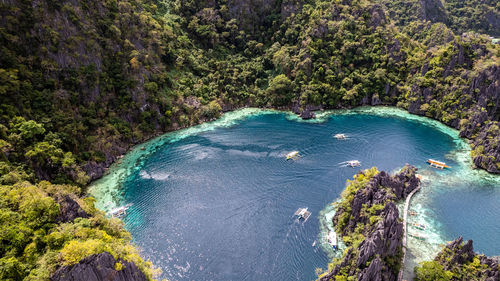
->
409, 211, 418, 216
409, 232, 427, 241
327, 230, 338, 250
411, 222, 426, 231
347, 160, 361, 167
286, 151, 300, 160
334, 133, 347, 140
107, 203, 132, 218
427, 159, 451, 169
294, 207, 312, 222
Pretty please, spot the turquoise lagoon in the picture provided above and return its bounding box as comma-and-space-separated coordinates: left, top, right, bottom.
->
89, 107, 500, 280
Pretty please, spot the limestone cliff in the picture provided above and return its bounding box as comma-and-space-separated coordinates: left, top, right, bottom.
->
320, 165, 420, 281
51, 252, 147, 281
415, 237, 500, 280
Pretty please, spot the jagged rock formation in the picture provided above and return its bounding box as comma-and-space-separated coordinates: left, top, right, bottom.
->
419, 0, 448, 23
380, 0, 500, 37
56, 195, 89, 223
320, 165, 420, 281
406, 40, 500, 173
415, 237, 500, 280
51, 252, 147, 281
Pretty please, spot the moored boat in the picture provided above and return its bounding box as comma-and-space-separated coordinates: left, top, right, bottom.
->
411, 222, 426, 231
409, 232, 427, 241
327, 230, 337, 250
107, 203, 132, 217
427, 159, 451, 169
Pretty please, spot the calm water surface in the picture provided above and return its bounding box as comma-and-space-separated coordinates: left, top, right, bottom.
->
104, 111, 499, 280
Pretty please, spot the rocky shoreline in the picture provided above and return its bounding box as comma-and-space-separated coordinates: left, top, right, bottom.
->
319, 165, 420, 281
83, 101, 499, 186
319, 165, 500, 281
415, 237, 500, 280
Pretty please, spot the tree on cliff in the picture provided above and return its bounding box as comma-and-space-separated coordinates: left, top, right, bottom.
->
415, 261, 453, 281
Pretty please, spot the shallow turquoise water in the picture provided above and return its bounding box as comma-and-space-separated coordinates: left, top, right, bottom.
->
89, 108, 500, 280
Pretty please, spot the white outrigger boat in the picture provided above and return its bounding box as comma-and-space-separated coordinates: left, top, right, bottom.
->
334, 133, 347, 140
409, 232, 427, 241
327, 230, 338, 250
286, 151, 300, 160
347, 160, 361, 167
294, 207, 312, 222
107, 203, 132, 218
411, 222, 426, 231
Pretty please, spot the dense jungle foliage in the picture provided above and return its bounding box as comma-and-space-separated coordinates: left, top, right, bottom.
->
0, 0, 499, 279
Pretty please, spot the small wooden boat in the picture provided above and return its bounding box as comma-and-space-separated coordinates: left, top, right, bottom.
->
347, 160, 361, 167
107, 203, 132, 218
286, 151, 300, 160
409, 232, 427, 241
327, 231, 337, 250
411, 222, 426, 231
409, 211, 418, 216
334, 133, 347, 140
294, 207, 311, 222
427, 159, 451, 169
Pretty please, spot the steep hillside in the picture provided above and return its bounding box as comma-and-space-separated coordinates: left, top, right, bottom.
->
1, 0, 499, 186
414, 237, 500, 280
378, 0, 500, 37
0, 181, 157, 280
0, 0, 499, 280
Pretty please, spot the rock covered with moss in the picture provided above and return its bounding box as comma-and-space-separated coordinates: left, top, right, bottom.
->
319, 165, 420, 281
0, 181, 157, 281
415, 237, 500, 281
51, 252, 147, 281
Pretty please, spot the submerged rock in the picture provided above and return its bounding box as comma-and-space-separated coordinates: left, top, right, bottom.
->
51, 252, 147, 281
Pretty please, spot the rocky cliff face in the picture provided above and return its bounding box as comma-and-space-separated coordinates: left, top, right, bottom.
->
320, 165, 420, 281
405, 38, 500, 173
56, 195, 89, 223
419, 0, 448, 23
51, 252, 147, 281
425, 237, 500, 280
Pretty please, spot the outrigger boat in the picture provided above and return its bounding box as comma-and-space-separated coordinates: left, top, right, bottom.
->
286, 151, 300, 160
347, 160, 361, 167
409, 211, 418, 216
409, 232, 427, 241
411, 222, 426, 231
334, 133, 347, 140
294, 207, 312, 222
327, 230, 338, 250
107, 203, 132, 218
427, 159, 451, 169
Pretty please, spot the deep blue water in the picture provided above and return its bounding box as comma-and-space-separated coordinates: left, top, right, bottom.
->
119, 112, 500, 280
